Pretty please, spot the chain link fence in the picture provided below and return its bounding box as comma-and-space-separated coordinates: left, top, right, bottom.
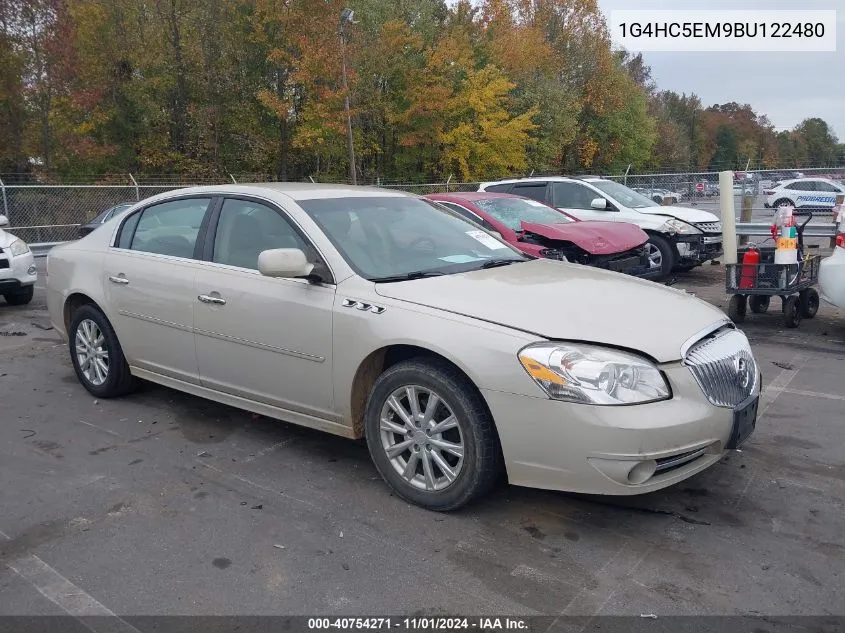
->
2, 168, 842, 246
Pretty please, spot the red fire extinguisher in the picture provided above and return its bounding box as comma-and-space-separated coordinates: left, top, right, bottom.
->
739, 245, 760, 289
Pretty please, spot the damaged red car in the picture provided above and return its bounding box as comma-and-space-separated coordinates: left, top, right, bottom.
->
425, 192, 658, 278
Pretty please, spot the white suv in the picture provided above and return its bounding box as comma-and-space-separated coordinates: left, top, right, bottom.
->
764, 178, 845, 212
0, 214, 37, 306
478, 177, 723, 279
819, 211, 845, 309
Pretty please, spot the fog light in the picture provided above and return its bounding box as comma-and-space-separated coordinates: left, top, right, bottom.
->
627, 460, 657, 484
27, 265, 37, 276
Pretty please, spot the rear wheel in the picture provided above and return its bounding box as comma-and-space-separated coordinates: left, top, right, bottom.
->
3, 285, 34, 306
782, 295, 802, 328
728, 295, 747, 323
749, 296, 770, 314
68, 304, 136, 397
799, 288, 819, 318
364, 358, 502, 511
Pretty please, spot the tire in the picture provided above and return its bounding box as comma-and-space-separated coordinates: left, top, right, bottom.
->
68, 304, 136, 398
3, 285, 34, 306
799, 288, 819, 318
782, 295, 802, 328
728, 295, 747, 323
749, 296, 770, 314
364, 358, 503, 511
644, 234, 676, 281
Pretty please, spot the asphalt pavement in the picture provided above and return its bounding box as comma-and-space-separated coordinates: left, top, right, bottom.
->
1, 262, 844, 623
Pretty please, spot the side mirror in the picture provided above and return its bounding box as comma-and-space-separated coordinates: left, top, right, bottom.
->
258, 248, 314, 278
0, 215, 8, 227
590, 198, 608, 210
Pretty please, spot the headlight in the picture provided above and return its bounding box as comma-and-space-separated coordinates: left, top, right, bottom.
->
9, 239, 30, 256
659, 219, 700, 235
518, 342, 670, 405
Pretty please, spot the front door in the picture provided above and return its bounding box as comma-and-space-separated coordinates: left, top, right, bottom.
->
193, 197, 336, 422
104, 196, 213, 384
551, 182, 618, 222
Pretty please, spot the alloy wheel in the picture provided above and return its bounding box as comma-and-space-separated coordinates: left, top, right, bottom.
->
645, 242, 663, 268
379, 385, 464, 492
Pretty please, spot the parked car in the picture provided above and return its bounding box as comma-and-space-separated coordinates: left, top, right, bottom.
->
46, 184, 760, 511
78, 202, 135, 238
763, 178, 845, 212
0, 214, 37, 306
819, 212, 845, 309
632, 188, 684, 205
478, 177, 723, 279
425, 192, 657, 278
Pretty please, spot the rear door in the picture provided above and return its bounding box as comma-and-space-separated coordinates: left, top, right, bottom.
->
104, 196, 214, 383
510, 182, 550, 204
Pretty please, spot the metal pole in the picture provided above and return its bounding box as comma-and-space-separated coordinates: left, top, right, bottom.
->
445, 174, 452, 193
229, 173, 237, 184
340, 25, 356, 185
623, 164, 631, 186
720, 170, 737, 265
0, 176, 7, 221
128, 173, 140, 201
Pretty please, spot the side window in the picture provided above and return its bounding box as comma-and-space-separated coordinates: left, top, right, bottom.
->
511, 183, 548, 202
439, 202, 483, 226
127, 198, 211, 258
552, 182, 600, 209
786, 182, 811, 191
212, 198, 318, 272
484, 184, 512, 193
815, 181, 838, 192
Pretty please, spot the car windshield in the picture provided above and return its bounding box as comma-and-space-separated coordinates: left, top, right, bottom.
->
472, 197, 574, 231
300, 196, 526, 280
589, 181, 658, 209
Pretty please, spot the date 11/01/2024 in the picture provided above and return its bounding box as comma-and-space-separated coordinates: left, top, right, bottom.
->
619, 21, 825, 39
308, 617, 529, 630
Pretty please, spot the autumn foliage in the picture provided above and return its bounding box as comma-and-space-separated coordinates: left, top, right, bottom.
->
0, 0, 841, 182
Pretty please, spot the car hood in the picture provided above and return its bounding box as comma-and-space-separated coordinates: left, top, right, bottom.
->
374, 259, 728, 363
520, 221, 646, 255
637, 205, 720, 224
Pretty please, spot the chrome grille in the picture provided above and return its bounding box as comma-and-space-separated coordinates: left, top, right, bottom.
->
695, 221, 722, 234
684, 327, 757, 407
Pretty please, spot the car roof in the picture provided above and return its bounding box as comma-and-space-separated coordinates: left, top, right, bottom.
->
148, 183, 411, 202
478, 176, 607, 188
774, 178, 840, 187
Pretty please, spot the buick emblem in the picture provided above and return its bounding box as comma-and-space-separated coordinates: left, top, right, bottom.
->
734, 356, 751, 390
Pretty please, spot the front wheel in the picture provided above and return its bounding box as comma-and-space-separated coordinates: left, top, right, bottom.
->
799, 288, 819, 318
728, 295, 747, 323
3, 285, 34, 306
782, 295, 802, 328
364, 358, 502, 511
69, 304, 136, 398
644, 234, 676, 281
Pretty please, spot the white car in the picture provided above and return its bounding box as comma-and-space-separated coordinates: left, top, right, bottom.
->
819, 213, 845, 309
45, 184, 760, 510
478, 177, 723, 279
0, 214, 37, 306
764, 178, 845, 212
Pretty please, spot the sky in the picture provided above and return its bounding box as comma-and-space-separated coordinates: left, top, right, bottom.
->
597, 0, 845, 138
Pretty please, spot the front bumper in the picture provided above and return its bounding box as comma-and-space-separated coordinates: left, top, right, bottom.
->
675, 234, 723, 266
0, 249, 37, 292
484, 362, 759, 495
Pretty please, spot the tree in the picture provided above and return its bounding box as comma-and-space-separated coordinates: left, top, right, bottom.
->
794, 118, 838, 166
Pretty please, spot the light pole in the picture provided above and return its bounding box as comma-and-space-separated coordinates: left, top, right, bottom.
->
340, 8, 356, 185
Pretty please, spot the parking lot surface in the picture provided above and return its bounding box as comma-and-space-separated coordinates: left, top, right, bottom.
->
1, 262, 844, 620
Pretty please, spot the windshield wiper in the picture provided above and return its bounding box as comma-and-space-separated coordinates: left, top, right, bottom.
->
477, 258, 522, 269
371, 271, 446, 283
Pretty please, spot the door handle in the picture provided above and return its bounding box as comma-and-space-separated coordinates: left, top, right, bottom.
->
198, 294, 226, 305
108, 275, 129, 285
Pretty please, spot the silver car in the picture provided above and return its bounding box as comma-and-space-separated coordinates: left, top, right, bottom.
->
46, 184, 760, 510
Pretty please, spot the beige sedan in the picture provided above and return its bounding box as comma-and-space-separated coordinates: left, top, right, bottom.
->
47, 184, 760, 510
